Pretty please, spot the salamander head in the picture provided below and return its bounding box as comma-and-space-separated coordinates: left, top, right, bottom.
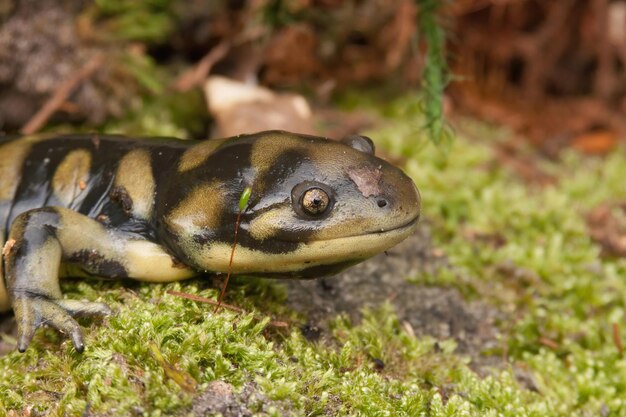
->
162, 131, 420, 277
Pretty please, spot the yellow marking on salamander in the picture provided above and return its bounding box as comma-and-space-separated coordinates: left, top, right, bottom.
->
0, 137, 39, 201
52, 149, 91, 206
178, 138, 227, 172
114, 149, 155, 219
248, 208, 285, 241
165, 181, 225, 236
250, 132, 306, 175
124, 240, 195, 282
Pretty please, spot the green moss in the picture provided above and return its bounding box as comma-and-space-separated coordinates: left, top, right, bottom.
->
372, 103, 626, 414
103, 88, 207, 138
3, 95, 626, 415
93, 0, 176, 43
96, 50, 208, 139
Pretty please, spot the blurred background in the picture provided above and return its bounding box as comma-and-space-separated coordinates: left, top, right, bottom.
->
2, 0, 624, 156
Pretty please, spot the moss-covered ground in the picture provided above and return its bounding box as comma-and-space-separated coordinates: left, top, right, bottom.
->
2, 96, 626, 416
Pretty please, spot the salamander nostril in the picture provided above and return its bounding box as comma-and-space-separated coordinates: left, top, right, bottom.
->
377, 199, 388, 208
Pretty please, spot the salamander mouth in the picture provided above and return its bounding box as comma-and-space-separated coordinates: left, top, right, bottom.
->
197, 213, 419, 276
318, 213, 419, 242
301, 212, 420, 246
365, 213, 420, 236
285, 213, 420, 244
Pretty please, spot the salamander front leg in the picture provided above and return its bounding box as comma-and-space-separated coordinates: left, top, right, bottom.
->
5, 208, 112, 352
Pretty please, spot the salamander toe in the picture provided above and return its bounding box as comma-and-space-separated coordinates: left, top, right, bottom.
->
12, 294, 110, 353
56, 299, 113, 317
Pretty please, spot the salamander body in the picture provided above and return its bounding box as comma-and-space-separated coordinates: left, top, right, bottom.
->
0, 131, 420, 352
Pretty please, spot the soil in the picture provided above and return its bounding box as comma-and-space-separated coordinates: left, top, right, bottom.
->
191, 380, 292, 417
282, 221, 504, 371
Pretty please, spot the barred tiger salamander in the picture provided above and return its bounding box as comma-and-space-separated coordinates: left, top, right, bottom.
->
0, 131, 420, 352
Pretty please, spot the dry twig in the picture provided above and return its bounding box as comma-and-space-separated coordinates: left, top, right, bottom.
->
20, 54, 104, 135
538, 336, 559, 350
171, 41, 231, 92
613, 322, 624, 357
166, 290, 289, 328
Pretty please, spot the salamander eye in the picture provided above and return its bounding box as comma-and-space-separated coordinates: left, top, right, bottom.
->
292, 181, 334, 218
301, 188, 330, 215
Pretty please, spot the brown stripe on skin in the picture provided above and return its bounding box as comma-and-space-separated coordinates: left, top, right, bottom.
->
114, 149, 155, 220
178, 138, 228, 172
165, 181, 225, 237
52, 149, 91, 207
